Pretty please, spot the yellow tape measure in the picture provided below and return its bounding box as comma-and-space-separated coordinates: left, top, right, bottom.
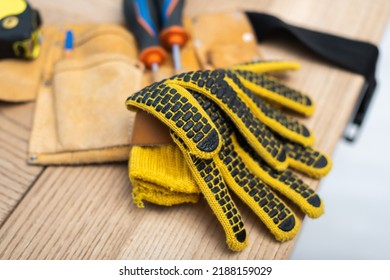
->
0, 0, 41, 59
0, 0, 27, 20
2, 16, 19, 29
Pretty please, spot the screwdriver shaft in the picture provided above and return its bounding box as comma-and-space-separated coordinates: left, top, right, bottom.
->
151, 62, 159, 82
172, 43, 181, 72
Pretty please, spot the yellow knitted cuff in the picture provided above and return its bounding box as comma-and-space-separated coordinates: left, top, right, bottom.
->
129, 145, 200, 207
132, 180, 199, 207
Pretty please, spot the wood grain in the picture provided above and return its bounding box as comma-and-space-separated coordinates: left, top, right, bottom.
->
0, 103, 43, 226
0, 0, 389, 259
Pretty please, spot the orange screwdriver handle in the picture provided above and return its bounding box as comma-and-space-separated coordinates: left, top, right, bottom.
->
139, 46, 167, 68
157, 0, 189, 49
123, 0, 167, 68
160, 25, 188, 49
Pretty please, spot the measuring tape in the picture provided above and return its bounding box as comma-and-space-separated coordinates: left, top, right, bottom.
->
0, 0, 42, 59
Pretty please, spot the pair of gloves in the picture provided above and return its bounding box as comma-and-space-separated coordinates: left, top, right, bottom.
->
126, 61, 332, 251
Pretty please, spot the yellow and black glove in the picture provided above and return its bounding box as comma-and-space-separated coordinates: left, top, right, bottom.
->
126, 61, 332, 251
228, 61, 331, 178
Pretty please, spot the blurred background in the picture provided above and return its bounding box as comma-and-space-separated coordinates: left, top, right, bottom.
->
291, 23, 390, 259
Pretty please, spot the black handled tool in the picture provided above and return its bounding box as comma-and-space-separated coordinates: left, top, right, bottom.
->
123, 0, 167, 80
157, 0, 189, 72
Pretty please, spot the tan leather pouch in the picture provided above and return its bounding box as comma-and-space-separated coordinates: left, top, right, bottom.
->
28, 11, 262, 163
28, 24, 143, 165
188, 11, 261, 69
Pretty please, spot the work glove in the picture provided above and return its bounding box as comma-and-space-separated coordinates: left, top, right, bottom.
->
126, 61, 332, 251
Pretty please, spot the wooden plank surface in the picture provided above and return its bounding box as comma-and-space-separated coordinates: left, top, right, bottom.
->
0, 102, 43, 226
0, 0, 389, 259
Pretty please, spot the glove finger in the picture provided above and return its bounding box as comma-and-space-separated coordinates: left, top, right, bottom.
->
169, 70, 288, 171
227, 72, 314, 146
234, 136, 324, 218
126, 81, 222, 159
194, 93, 300, 241
284, 142, 333, 179
231, 60, 301, 73
192, 89, 321, 219
234, 69, 315, 116
216, 136, 300, 241
171, 131, 248, 252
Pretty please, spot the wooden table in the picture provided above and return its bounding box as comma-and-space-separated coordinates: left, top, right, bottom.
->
0, 0, 389, 259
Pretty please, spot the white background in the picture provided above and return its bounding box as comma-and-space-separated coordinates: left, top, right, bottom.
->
0, 260, 389, 279
291, 23, 390, 259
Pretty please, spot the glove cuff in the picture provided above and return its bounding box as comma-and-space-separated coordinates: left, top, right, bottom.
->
129, 145, 200, 207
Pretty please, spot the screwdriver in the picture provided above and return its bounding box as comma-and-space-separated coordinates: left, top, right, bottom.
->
123, 0, 167, 81
157, 0, 189, 72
